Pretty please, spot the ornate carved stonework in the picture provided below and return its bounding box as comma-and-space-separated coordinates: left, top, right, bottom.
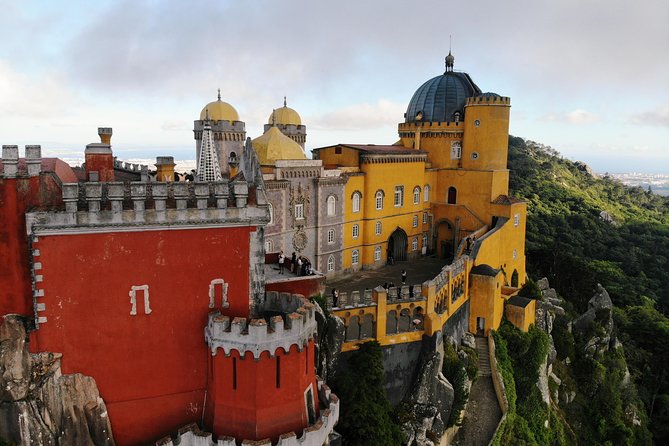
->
292, 227, 308, 252
288, 183, 310, 229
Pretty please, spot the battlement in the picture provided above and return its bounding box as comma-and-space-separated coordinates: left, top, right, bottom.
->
205, 292, 318, 359
465, 95, 510, 106
113, 157, 150, 174
194, 119, 247, 138
25, 179, 270, 233
398, 121, 464, 131
156, 379, 339, 446
1, 145, 43, 178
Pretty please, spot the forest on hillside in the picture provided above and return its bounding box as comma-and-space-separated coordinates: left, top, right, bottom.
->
507, 136, 669, 444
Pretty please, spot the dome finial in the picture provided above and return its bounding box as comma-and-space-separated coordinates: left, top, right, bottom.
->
283, 96, 287, 107
271, 109, 276, 126
217, 88, 221, 101
445, 36, 455, 72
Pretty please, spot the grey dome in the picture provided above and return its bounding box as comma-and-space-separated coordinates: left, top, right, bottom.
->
405, 71, 482, 123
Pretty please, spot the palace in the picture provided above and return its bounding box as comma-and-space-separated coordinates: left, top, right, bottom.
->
0, 51, 532, 445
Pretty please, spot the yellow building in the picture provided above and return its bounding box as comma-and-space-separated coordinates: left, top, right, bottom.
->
316, 52, 530, 335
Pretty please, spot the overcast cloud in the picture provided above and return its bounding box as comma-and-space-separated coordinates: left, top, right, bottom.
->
0, 0, 667, 172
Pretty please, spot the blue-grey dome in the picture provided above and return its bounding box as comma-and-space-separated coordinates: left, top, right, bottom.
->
405, 71, 482, 123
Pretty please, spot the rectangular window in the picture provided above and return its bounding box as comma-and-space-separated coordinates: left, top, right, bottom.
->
423, 212, 428, 224
295, 203, 304, 220
232, 357, 237, 390
375, 221, 382, 235
374, 246, 382, 261
352, 250, 359, 264
327, 229, 335, 244
394, 186, 404, 207
352, 224, 359, 238
514, 213, 520, 226
413, 215, 418, 228
335, 146, 342, 154
412, 237, 418, 251
276, 357, 281, 388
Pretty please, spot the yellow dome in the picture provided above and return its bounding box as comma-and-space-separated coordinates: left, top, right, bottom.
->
252, 126, 306, 165
268, 103, 302, 126
200, 96, 239, 122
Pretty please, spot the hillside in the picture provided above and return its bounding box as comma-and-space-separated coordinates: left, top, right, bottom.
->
507, 136, 669, 444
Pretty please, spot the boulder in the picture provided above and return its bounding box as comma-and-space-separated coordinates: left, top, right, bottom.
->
588, 284, 612, 311
0, 315, 32, 401
461, 333, 476, 350
537, 277, 550, 291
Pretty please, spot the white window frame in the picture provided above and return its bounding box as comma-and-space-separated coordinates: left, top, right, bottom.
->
375, 190, 384, 210
413, 186, 420, 205
413, 215, 418, 228
422, 234, 427, 248
394, 185, 404, 207
374, 246, 382, 261
412, 237, 418, 251
375, 221, 382, 236
514, 213, 520, 227
327, 255, 335, 272
352, 224, 359, 238
424, 185, 430, 202
352, 192, 361, 213
423, 212, 428, 224
352, 249, 359, 265
295, 203, 304, 220
327, 195, 336, 216
327, 229, 335, 244
265, 239, 273, 252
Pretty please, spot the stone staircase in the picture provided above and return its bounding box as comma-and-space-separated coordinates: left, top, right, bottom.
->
475, 336, 491, 376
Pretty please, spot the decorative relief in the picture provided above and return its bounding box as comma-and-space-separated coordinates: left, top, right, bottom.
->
288, 183, 310, 229
129, 285, 151, 315
292, 227, 308, 252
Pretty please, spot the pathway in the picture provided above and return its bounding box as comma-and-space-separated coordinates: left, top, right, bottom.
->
450, 337, 502, 446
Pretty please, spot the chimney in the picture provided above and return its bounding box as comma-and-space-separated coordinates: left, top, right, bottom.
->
85, 127, 114, 182
25, 145, 42, 177
155, 156, 176, 182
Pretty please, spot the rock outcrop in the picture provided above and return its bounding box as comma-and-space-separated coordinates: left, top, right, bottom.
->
313, 302, 345, 382
0, 315, 115, 445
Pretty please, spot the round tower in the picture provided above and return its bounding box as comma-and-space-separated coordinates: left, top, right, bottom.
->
461, 92, 511, 171
194, 90, 246, 176
264, 97, 307, 149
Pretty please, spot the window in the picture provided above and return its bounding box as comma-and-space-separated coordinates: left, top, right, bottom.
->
352, 192, 361, 213
450, 141, 462, 159
327, 195, 336, 216
295, 203, 304, 219
413, 186, 421, 205
375, 221, 382, 235
447, 187, 457, 204
374, 246, 382, 261
394, 186, 404, 207
423, 212, 428, 224
514, 213, 520, 226
352, 250, 359, 264
424, 185, 430, 202
375, 190, 384, 210
327, 229, 335, 244
352, 224, 359, 238
327, 255, 335, 272
335, 146, 342, 154
513, 249, 517, 259
412, 237, 418, 251
265, 239, 273, 252
413, 215, 418, 228
422, 234, 427, 249
268, 203, 274, 225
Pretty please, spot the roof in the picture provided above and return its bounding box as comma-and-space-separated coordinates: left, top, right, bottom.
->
491, 194, 525, 205
0, 157, 78, 183
507, 295, 533, 308
405, 71, 482, 123
470, 264, 499, 277
251, 126, 306, 165
314, 144, 426, 155
269, 105, 301, 126
200, 96, 239, 122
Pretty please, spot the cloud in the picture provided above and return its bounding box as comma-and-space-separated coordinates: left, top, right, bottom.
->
308, 100, 406, 131
540, 109, 599, 125
631, 106, 669, 127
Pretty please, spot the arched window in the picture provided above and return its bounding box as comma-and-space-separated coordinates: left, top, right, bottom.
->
327, 229, 335, 244
413, 186, 421, 205
375, 190, 384, 210
327, 195, 336, 216
352, 192, 361, 213
394, 186, 404, 207
352, 224, 359, 238
265, 239, 273, 253
375, 221, 382, 235
424, 185, 430, 202
422, 234, 427, 249
268, 203, 274, 225
327, 255, 335, 272
412, 237, 418, 251
352, 250, 359, 265
374, 246, 382, 261
447, 187, 457, 204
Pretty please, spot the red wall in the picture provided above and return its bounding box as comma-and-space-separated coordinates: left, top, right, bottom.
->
31, 226, 253, 445
0, 176, 63, 316
206, 341, 319, 442
85, 153, 114, 181
266, 275, 325, 299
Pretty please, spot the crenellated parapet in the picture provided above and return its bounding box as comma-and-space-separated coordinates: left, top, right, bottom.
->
25, 178, 270, 233
112, 157, 150, 174
465, 95, 510, 106
1, 145, 43, 178
205, 292, 318, 359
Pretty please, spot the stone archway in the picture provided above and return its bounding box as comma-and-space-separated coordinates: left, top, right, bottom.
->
388, 227, 408, 262
434, 218, 455, 260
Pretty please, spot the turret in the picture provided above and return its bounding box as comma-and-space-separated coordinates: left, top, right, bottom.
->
461, 94, 511, 171
85, 127, 114, 182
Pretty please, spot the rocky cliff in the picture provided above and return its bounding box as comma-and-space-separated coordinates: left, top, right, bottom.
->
0, 315, 115, 446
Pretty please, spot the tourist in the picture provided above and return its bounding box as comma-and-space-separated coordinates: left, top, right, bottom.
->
291, 252, 297, 273
296, 257, 303, 275
332, 288, 339, 307
278, 251, 285, 274
401, 269, 407, 284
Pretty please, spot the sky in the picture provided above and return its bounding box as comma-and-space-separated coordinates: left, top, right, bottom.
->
1, 0, 668, 173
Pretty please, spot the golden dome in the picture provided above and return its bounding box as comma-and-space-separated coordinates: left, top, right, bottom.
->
268, 98, 301, 126
252, 126, 306, 165
200, 91, 239, 122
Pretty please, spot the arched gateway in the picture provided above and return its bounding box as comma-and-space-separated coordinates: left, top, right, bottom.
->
388, 227, 408, 261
